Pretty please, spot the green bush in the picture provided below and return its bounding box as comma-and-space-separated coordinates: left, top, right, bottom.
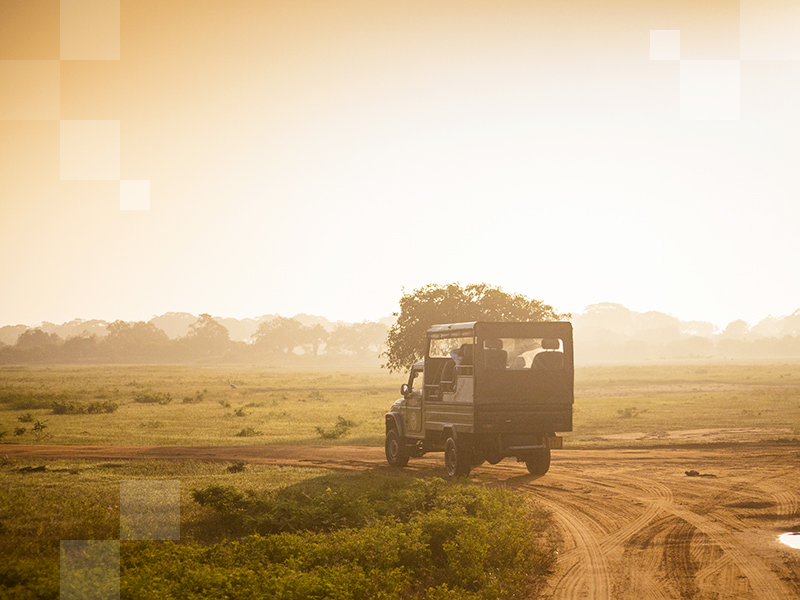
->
0, 470, 553, 600
52, 400, 117, 414
137, 476, 553, 600
617, 407, 641, 418
234, 427, 263, 438
182, 390, 206, 404
315, 415, 355, 439
133, 391, 172, 405
0, 391, 63, 410
88, 401, 118, 414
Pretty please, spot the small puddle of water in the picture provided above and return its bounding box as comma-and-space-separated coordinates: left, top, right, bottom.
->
779, 533, 800, 549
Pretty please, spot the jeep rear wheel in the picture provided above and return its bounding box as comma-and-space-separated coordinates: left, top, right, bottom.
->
444, 436, 471, 477
385, 429, 409, 467
524, 447, 551, 477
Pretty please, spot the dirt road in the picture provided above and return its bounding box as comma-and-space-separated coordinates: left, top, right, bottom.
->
487, 444, 800, 600
4, 442, 799, 599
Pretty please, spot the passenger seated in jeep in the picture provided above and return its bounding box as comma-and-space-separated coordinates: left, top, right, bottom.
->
532, 338, 564, 370
484, 339, 507, 370
449, 343, 473, 367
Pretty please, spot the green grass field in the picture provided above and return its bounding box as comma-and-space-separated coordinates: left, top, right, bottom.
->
2, 362, 799, 447
2, 361, 799, 599
570, 362, 800, 445
0, 365, 398, 446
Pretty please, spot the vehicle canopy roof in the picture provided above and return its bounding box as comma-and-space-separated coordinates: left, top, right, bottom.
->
427, 321, 572, 340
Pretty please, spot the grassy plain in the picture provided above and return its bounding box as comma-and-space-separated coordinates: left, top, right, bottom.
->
0, 459, 553, 600
2, 362, 799, 447
571, 362, 800, 445
2, 361, 799, 599
0, 365, 398, 446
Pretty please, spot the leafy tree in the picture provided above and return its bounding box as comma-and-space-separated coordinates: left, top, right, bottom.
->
721, 319, 750, 340
62, 332, 99, 360
104, 320, 171, 360
326, 321, 388, 358
251, 317, 305, 354
182, 314, 231, 358
383, 283, 569, 372
298, 323, 328, 356
15, 328, 62, 350
11, 328, 63, 362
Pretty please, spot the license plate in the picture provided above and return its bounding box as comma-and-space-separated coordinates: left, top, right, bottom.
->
548, 435, 563, 449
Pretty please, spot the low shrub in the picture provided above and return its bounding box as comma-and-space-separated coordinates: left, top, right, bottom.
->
182, 390, 205, 404
17, 412, 34, 423
157, 475, 554, 600
0, 391, 63, 410
617, 407, 641, 418
315, 415, 355, 439
133, 391, 172, 405
30, 420, 49, 442
52, 400, 83, 414
52, 400, 117, 414
234, 427, 263, 438
88, 401, 118, 414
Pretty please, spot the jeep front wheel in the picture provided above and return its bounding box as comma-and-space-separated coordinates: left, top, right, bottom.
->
385, 429, 409, 467
444, 436, 471, 477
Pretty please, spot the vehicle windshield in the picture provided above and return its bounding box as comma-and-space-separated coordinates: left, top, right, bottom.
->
409, 368, 424, 394
428, 336, 475, 365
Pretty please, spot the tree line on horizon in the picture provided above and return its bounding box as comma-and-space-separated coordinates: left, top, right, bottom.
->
0, 314, 388, 364
3, 286, 800, 365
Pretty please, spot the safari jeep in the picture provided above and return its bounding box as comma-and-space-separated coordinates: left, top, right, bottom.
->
385, 321, 573, 477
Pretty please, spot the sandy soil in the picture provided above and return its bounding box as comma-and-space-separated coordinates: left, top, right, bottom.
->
4, 440, 800, 599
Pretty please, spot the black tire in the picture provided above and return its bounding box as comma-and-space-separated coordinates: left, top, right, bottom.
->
485, 444, 503, 465
385, 428, 409, 468
444, 436, 471, 477
524, 446, 551, 477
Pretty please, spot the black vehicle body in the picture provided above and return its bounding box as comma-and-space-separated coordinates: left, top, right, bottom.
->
385, 321, 573, 477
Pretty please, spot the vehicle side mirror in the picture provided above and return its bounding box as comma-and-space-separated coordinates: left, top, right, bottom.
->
400, 383, 409, 396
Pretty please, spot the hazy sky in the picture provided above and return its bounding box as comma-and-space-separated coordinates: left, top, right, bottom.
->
1, 0, 799, 328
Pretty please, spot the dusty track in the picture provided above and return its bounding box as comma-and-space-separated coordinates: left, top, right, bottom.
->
4, 442, 800, 599
493, 444, 800, 600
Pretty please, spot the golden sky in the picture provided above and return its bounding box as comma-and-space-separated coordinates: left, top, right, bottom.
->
1, 0, 799, 326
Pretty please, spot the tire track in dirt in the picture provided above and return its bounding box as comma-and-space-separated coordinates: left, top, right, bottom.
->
499, 449, 798, 600
623, 516, 674, 600
662, 519, 700, 599
534, 493, 612, 600
753, 478, 799, 518
664, 502, 792, 599
522, 468, 674, 600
